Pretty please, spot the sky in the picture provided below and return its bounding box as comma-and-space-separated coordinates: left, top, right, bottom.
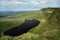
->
0, 0, 60, 11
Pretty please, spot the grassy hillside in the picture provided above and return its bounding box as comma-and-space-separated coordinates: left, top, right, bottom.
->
0, 8, 60, 40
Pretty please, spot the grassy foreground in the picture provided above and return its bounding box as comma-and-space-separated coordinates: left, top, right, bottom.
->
0, 8, 60, 40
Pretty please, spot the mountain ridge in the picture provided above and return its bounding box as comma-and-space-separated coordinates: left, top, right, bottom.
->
0, 8, 60, 40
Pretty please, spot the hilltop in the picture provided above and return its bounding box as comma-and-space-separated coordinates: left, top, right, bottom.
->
0, 8, 60, 40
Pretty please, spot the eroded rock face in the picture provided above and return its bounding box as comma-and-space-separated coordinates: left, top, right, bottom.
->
3, 19, 40, 36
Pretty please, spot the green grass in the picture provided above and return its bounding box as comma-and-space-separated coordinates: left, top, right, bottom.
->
0, 8, 60, 40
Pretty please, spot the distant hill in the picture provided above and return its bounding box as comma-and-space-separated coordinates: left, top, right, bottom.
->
0, 8, 60, 40
0, 11, 26, 18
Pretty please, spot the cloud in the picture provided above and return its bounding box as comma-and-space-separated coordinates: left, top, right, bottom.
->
30, 0, 39, 4
0, 0, 47, 5
13, 1, 29, 4
0, 1, 29, 5
16, 8, 40, 11
39, 0, 47, 4
29, 0, 47, 5
0, 0, 59, 11
0, 0, 48, 11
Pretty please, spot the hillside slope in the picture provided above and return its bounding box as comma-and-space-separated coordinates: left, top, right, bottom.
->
0, 8, 60, 40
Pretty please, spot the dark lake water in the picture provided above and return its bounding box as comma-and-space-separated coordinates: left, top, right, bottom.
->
3, 19, 40, 36
0, 16, 5, 18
